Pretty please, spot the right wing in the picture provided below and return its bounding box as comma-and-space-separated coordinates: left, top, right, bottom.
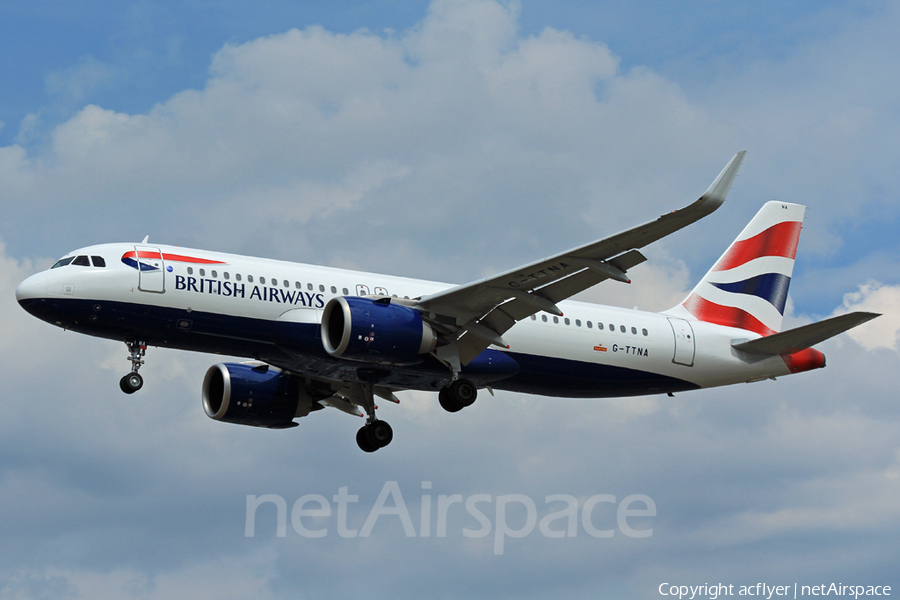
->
417, 151, 747, 368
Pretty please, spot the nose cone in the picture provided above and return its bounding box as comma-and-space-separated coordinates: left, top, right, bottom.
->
16, 272, 49, 308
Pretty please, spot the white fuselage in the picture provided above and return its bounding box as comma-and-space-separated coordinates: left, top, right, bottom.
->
16, 242, 798, 397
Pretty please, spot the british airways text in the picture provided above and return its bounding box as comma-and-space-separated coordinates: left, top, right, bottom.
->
175, 275, 325, 308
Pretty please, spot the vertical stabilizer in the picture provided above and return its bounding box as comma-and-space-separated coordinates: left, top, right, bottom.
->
666, 201, 805, 335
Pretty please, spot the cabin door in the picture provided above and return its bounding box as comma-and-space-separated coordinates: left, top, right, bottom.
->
135, 246, 166, 293
667, 317, 695, 366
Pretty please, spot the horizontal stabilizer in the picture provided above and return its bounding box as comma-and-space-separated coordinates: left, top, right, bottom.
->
732, 312, 880, 356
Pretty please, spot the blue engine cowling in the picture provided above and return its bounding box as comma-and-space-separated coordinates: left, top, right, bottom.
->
202, 363, 311, 429
321, 296, 437, 366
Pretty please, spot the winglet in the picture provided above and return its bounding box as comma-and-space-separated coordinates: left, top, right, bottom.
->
699, 150, 746, 212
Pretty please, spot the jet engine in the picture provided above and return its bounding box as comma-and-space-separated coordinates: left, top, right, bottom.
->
202, 363, 315, 429
321, 296, 437, 366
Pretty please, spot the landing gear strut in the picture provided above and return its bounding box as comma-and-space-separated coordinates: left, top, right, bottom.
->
439, 378, 477, 413
119, 339, 146, 394
352, 383, 393, 452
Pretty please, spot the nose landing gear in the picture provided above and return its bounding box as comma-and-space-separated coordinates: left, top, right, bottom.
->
120, 339, 146, 394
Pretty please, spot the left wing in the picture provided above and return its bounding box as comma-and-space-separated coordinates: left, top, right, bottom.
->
417, 151, 747, 369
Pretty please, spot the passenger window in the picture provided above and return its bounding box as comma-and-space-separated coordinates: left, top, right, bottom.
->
295, 282, 301, 289
331, 286, 337, 294
224, 272, 229, 280
319, 284, 325, 292
530, 315, 536, 321
620, 325, 626, 333
343, 288, 349, 295
575, 319, 581, 327
51, 257, 75, 269
247, 275, 253, 283
609, 324, 614, 331
199, 269, 206, 277
564, 318, 570, 325
542, 315, 548, 322
587, 321, 593, 328
308, 283, 314, 291
260, 277, 266, 284
91, 256, 106, 267
598, 323, 604, 330
187, 267, 194, 275
211, 270, 218, 278
236, 274, 241, 281
631, 327, 637, 335
72, 255, 90, 266
642, 328, 648, 336
553, 316, 559, 324
284, 280, 289, 287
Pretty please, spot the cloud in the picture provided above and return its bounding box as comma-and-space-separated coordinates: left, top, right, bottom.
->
2, 1, 900, 597
835, 281, 900, 351
45, 56, 119, 105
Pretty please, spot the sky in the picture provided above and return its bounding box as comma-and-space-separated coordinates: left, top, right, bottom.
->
1, 1, 899, 598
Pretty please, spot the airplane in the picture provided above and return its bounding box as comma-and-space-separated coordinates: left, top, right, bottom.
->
16, 152, 879, 452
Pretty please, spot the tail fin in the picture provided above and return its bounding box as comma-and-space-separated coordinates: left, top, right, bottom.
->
668, 201, 805, 336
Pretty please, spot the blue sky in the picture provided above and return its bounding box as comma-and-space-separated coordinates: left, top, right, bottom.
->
1, 1, 899, 598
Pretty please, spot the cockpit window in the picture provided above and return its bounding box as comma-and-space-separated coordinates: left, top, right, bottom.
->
91, 256, 106, 267
51, 257, 75, 269
72, 255, 90, 266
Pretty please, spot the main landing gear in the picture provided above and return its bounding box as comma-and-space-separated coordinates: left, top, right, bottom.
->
438, 378, 477, 413
353, 383, 394, 453
119, 339, 146, 394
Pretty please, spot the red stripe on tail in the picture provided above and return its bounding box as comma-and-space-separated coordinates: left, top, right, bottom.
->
682, 293, 776, 336
713, 221, 802, 272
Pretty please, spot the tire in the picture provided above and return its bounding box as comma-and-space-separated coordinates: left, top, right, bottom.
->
364, 420, 393, 448
120, 373, 143, 394
356, 427, 378, 452
448, 379, 477, 407
438, 388, 463, 413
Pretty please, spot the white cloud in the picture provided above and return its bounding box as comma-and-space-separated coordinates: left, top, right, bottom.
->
835, 281, 900, 351
2, 1, 900, 596
45, 56, 119, 105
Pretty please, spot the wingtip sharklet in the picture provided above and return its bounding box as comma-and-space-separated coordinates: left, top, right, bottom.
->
700, 150, 746, 210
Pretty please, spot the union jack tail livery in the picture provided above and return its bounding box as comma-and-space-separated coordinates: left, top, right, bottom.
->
673, 201, 805, 336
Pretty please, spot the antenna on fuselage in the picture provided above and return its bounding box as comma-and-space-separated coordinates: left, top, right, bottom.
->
141, 235, 149, 244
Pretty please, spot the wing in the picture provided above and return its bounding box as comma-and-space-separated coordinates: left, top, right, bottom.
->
417, 151, 747, 369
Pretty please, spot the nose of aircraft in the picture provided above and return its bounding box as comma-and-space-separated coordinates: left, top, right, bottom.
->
16, 272, 49, 306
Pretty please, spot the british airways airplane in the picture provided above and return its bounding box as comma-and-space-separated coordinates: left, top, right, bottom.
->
16, 152, 878, 451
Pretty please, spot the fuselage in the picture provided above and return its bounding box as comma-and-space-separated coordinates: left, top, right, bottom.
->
16, 242, 806, 398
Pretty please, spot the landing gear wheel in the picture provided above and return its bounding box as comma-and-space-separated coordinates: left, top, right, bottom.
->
121, 339, 147, 394
119, 372, 143, 394
449, 378, 477, 407
439, 378, 477, 412
365, 420, 393, 448
439, 388, 463, 413
357, 420, 392, 452
356, 427, 378, 453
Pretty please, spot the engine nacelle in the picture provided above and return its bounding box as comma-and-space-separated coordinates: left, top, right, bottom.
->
202, 363, 312, 429
321, 296, 437, 366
